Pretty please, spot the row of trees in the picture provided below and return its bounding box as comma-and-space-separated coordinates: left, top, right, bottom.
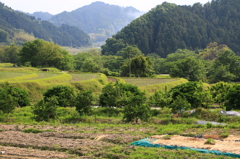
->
1, 81, 240, 123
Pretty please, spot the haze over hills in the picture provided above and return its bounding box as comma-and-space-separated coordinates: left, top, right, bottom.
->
0, 2, 91, 47
102, 0, 240, 57
31, 12, 53, 21
47, 1, 144, 43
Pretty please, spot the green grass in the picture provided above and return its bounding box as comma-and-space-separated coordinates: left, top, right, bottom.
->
121, 77, 178, 87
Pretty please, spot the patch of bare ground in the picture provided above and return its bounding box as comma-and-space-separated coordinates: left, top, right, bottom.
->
149, 135, 240, 154
0, 131, 114, 156
0, 145, 77, 159
41, 132, 143, 144
107, 78, 116, 82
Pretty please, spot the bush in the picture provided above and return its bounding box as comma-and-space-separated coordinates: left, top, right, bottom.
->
43, 85, 75, 107
75, 90, 94, 116
33, 96, 59, 121
0, 82, 30, 107
205, 138, 216, 145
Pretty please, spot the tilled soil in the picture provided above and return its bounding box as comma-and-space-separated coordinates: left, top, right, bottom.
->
0, 124, 143, 158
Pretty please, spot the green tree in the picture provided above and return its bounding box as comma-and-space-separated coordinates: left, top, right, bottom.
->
148, 90, 171, 108
75, 90, 94, 115
43, 85, 75, 107
170, 95, 191, 114
170, 57, 206, 81
33, 96, 59, 121
121, 55, 155, 77
0, 82, 30, 107
225, 84, 240, 110
210, 82, 232, 107
0, 90, 17, 115
170, 81, 207, 108
122, 94, 151, 123
99, 82, 144, 108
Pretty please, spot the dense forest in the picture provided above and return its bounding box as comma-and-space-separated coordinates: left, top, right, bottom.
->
48, 1, 143, 43
0, 2, 91, 47
102, 0, 240, 57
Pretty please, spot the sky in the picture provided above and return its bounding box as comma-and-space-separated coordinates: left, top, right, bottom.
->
0, 0, 210, 14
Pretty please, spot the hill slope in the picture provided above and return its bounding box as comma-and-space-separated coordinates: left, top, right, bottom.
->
101, 0, 240, 57
0, 2, 91, 47
49, 1, 144, 43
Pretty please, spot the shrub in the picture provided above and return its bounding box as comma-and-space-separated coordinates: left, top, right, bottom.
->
43, 85, 75, 107
33, 96, 59, 121
75, 90, 94, 116
205, 138, 216, 145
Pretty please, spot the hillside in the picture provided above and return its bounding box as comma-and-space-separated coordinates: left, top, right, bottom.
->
101, 0, 240, 57
0, 2, 91, 47
31, 11, 53, 20
48, 1, 144, 43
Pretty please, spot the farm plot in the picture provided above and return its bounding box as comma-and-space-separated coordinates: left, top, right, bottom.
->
70, 73, 100, 81
0, 72, 30, 80
122, 78, 178, 87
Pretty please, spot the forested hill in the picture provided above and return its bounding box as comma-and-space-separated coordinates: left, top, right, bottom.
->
48, 1, 144, 43
30, 12, 53, 21
101, 0, 240, 57
0, 2, 91, 47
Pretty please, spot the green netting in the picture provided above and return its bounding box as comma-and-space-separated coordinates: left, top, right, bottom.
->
130, 138, 240, 158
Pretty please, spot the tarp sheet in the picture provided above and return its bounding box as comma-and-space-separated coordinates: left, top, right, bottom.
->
130, 138, 240, 158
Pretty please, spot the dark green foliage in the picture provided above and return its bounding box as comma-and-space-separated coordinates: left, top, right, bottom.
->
121, 55, 155, 77
102, 0, 240, 57
170, 81, 211, 108
0, 90, 17, 114
170, 57, 206, 81
170, 96, 191, 114
43, 85, 75, 107
99, 82, 144, 108
0, 82, 30, 107
0, 2, 91, 47
75, 90, 93, 115
33, 96, 59, 121
225, 85, 240, 110
122, 94, 151, 123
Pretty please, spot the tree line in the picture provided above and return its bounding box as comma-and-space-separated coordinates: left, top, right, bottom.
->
1, 40, 240, 83
1, 80, 239, 123
101, 0, 240, 57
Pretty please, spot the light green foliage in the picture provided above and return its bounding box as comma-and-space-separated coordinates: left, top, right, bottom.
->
225, 84, 240, 110
0, 44, 20, 64
123, 94, 151, 123
118, 46, 142, 59
148, 90, 171, 108
170, 57, 206, 81
198, 42, 230, 60
43, 85, 75, 107
99, 82, 144, 108
19, 39, 73, 70
33, 96, 59, 121
75, 90, 94, 115
205, 138, 216, 145
210, 82, 232, 107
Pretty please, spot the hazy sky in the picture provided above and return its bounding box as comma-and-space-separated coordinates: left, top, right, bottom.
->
0, 0, 210, 14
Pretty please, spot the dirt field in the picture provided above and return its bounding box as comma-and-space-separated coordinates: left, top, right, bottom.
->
0, 124, 143, 158
149, 135, 240, 155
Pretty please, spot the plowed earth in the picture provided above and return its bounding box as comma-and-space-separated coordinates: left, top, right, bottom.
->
0, 124, 143, 158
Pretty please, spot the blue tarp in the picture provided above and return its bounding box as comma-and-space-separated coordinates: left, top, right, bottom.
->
130, 138, 240, 158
